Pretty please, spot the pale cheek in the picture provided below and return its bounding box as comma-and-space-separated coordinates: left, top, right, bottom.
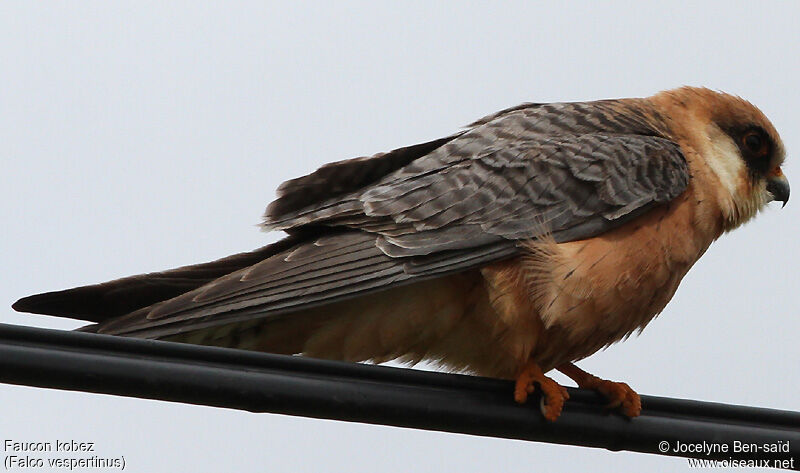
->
706, 133, 745, 198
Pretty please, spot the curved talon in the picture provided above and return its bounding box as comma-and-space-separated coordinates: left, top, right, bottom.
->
595, 380, 641, 417
557, 362, 642, 418
539, 397, 550, 420
514, 360, 570, 422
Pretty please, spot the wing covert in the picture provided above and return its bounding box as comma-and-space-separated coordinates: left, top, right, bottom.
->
265, 131, 688, 258
83, 98, 690, 338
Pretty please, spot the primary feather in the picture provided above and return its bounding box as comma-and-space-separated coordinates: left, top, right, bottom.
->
21, 97, 687, 341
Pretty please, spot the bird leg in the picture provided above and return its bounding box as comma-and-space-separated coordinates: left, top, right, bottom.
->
557, 363, 641, 418
514, 359, 570, 421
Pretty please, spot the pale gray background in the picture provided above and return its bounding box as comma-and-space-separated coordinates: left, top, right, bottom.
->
1, 2, 798, 472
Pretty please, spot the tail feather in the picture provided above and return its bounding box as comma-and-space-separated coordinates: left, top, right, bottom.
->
12, 235, 306, 323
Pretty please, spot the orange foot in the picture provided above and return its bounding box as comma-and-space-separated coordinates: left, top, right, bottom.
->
557, 363, 641, 418
514, 359, 570, 422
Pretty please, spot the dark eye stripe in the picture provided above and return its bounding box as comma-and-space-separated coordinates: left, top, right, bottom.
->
743, 133, 763, 154
736, 128, 772, 176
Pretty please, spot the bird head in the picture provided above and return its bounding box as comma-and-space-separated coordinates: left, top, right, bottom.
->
653, 87, 788, 230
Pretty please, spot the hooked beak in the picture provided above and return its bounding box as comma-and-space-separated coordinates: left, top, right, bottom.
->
766, 172, 790, 208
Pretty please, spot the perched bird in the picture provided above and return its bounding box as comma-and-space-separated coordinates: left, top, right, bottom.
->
14, 86, 789, 421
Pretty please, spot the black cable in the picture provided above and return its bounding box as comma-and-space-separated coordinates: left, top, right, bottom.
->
0, 322, 797, 468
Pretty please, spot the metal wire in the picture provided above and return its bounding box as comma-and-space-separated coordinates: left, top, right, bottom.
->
0, 322, 797, 468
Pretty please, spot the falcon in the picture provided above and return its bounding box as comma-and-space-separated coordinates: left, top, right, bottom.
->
14, 87, 789, 421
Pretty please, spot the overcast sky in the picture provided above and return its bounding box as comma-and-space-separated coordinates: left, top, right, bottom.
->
1, 2, 798, 472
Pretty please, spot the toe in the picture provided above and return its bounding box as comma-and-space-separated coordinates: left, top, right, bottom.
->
514, 377, 533, 404
539, 380, 569, 421
621, 390, 642, 417
539, 392, 566, 422
539, 398, 560, 422
597, 380, 641, 418
514, 386, 529, 404
513, 360, 569, 420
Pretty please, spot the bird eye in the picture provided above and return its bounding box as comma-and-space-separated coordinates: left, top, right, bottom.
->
742, 131, 765, 155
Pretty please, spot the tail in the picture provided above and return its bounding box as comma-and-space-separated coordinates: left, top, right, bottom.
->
12, 235, 306, 323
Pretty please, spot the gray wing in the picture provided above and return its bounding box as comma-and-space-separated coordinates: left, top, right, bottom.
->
90, 100, 689, 338
263, 100, 686, 259
266, 133, 686, 255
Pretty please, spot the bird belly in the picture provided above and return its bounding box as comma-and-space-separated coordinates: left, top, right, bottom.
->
179, 199, 717, 380
524, 200, 714, 372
